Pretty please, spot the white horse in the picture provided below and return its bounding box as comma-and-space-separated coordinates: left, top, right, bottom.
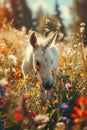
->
22, 31, 59, 92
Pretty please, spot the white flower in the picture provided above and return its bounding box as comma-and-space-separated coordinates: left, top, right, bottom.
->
80, 22, 86, 26
58, 32, 64, 40
46, 19, 50, 24
0, 79, 8, 87
4, 68, 10, 74
34, 114, 49, 124
55, 122, 65, 130
78, 42, 83, 46
37, 124, 46, 130
8, 54, 17, 65
73, 44, 78, 48
12, 68, 16, 73
80, 26, 85, 33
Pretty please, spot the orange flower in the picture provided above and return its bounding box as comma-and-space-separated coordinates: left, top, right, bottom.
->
35, 81, 41, 88
13, 112, 23, 122
73, 106, 84, 117
27, 91, 33, 96
10, 47, 16, 52
71, 96, 87, 125
12, 69, 22, 79
3, 38, 9, 44
76, 96, 87, 106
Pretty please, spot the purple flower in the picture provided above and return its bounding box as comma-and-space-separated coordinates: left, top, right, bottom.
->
65, 83, 72, 90
60, 116, 70, 123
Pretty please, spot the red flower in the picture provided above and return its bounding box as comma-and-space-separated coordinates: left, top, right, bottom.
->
13, 112, 23, 122
71, 113, 78, 118
30, 113, 36, 118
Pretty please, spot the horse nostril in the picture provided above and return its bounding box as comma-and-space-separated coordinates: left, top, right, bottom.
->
43, 81, 53, 90
46, 81, 50, 87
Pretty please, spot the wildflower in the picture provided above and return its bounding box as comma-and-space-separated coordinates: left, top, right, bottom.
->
80, 22, 86, 27
65, 83, 72, 90
25, 75, 30, 80
30, 113, 36, 119
35, 81, 41, 88
73, 44, 78, 48
46, 19, 50, 24
8, 54, 17, 65
80, 26, 85, 33
60, 116, 70, 123
10, 47, 16, 52
37, 124, 46, 129
33, 114, 49, 125
0, 79, 8, 87
3, 38, 9, 44
58, 32, 64, 40
55, 122, 65, 130
27, 91, 33, 96
59, 103, 69, 110
71, 96, 87, 125
13, 112, 23, 122
12, 70, 22, 79
11, 68, 16, 73
80, 73, 85, 77
76, 96, 87, 107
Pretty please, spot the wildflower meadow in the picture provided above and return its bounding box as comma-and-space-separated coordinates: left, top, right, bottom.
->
0, 21, 87, 130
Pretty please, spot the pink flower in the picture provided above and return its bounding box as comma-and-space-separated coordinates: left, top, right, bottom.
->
65, 83, 72, 90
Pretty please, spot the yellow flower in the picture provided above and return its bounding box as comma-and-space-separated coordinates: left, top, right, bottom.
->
27, 91, 33, 96
19, 79, 25, 84
80, 73, 85, 77
25, 75, 30, 80
35, 81, 41, 88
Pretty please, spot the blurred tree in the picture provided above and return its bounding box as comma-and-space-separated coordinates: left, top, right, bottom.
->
55, 0, 65, 36
9, 0, 32, 31
0, 0, 12, 27
36, 6, 46, 33
33, 6, 44, 31
72, 0, 87, 45
36, 1, 65, 38
37, 15, 61, 36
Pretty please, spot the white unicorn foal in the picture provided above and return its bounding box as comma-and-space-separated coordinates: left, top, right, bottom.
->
22, 31, 59, 92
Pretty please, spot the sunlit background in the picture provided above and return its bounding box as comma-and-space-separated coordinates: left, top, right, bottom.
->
0, 0, 87, 36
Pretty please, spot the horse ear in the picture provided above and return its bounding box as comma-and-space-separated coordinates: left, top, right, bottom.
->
30, 31, 38, 48
45, 31, 58, 48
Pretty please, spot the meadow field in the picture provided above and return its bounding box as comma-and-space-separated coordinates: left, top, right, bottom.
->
0, 21, 87, 130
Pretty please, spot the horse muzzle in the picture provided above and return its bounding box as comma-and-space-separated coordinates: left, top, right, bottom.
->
42, 80, 53, 90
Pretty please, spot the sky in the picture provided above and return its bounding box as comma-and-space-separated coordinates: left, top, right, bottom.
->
27, 0, 73, 26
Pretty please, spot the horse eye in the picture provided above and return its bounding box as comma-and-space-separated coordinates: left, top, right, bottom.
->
35, 61, 40, 66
